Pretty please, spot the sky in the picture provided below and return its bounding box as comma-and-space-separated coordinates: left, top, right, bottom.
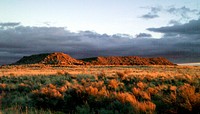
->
0, 0, 200, 64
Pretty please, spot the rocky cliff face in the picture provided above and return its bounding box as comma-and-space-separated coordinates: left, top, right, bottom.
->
14, 52, 175, 65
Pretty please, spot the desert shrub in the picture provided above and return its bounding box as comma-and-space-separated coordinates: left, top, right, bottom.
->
17, 83, 31, 92
151, 83, 200, 114
1, 91, 30, 109
76, 103, 94, 114
176, 84, 200, 113
124, 69, 132, 75
76, 74, 96, 82
132, 88, 151, 101
1, 106, 61, 114
31, 86, 64, 111
0, 75, 72, 110
116, 72, 125, 80
107, 100, 136, 114
97, 108, 115, 114
97, 71, 106, 80
0, 66, 199, 114
56, 70, 65, 75
85, 86, 98, 96
0, 83, 6, 90
136, 81, 147, 90
108, 79, 119, 90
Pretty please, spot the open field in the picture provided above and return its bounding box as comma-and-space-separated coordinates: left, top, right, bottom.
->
0, 65, 200, 113
177, 63, 200, 66
1, 64, 200, 77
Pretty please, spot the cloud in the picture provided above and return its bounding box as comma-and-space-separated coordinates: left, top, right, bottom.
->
140, 6, 199, 23
141, 13, 159, 19
141, 6, 162, 13
140, 6, 161, 19
147, 19, 200, 62
135, 33, 152, 38
0, 22, 199, 65
148, 19, 200, 35
167, 6, 197, 13
0, 22, 20, 27
168, 20, 181, 25
167, 6, 198, 19
166, 6, 199, 24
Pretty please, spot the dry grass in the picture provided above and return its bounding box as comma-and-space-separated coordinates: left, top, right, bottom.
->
1, 65, 199, 79
0, 64, 199, 113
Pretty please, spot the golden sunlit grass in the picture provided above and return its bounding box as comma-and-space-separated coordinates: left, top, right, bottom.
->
1, 65, 199, 79
0, 65, 199, 113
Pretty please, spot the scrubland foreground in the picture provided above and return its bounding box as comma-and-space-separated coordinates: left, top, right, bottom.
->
0, 65, 200, 114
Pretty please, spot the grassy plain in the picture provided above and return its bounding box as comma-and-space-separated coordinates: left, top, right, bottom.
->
0, 65, 200, 113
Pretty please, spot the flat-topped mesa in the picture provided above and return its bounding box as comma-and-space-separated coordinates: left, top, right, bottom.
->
15, 52, 83, 65
81, 56, 175, 65
14, 52, 175, 65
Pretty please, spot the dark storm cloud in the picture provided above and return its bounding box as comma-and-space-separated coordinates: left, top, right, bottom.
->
136, 33, 152, 38
148, 19, 200, 35
140, 6, 161, 19
0, 21, 200, 65
147, 19, 200, 62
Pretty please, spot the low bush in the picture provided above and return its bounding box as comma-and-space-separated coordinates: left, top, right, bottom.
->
0, 70, 199, 114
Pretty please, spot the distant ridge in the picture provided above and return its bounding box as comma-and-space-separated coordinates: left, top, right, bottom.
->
14, 52, 175, 65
